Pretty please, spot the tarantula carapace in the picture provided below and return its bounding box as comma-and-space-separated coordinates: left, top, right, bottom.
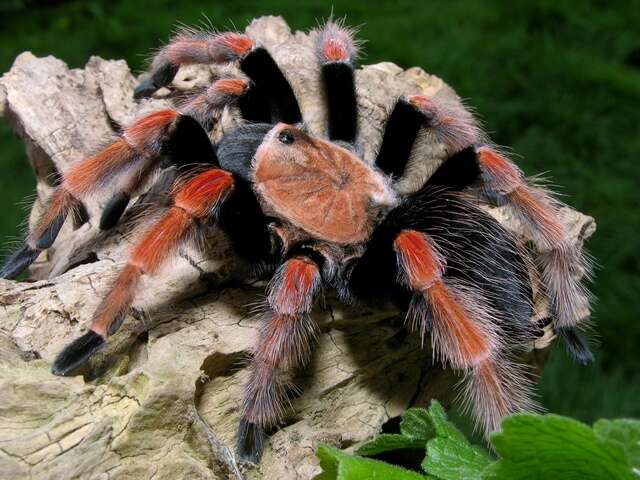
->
1, 19, 593, 462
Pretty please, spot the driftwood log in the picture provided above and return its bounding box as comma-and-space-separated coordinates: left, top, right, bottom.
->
0, 16, 595, 480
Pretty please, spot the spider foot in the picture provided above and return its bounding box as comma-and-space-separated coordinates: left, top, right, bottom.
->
556, 326, 594, 365
236, 420, 265, 463
100, 192, 131, 231
0, 245, 41, 280
52, 330, 105, 376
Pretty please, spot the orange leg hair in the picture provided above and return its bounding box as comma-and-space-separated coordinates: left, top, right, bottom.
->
135, 30, 255, 98
1, 77, 249, 279
394, 229, 536, 435
476, 147, 591, 331
52, 168, 233, 375
237, 256, 321, 462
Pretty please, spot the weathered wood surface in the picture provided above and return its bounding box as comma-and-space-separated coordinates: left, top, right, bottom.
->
0, 16, 594, 480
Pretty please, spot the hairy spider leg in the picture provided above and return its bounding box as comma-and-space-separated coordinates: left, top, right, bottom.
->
0, 110, 176, 279
0, 78, 250, 279
101, 78, 248, 230
374, 90, 593, 364
476, 146, 593, 364
394, 229, 537, 435
237, 255, 322, 462
134, 32, 254, 98
375, 98, 427, 178
314, 20, 360, 142
375, 93, 482, 179
51, 168, 234, 375
135, 30, 302, 124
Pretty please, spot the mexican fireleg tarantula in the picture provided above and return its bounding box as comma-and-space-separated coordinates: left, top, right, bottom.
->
1, 19, 593, 461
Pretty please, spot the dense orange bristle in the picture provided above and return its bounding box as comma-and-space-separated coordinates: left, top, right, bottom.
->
407, 94, 437, 113
394, 230, 444, 290
323, 39, 349, 61
130, 208, 191, 274
510, 186, 565, 248
28, 189, 75, 242
270, 257, 319, 315
174, 169, 234, 218
90, 264, 141, 337
477, 147, 521, 193
64, 139, 134, 197
124, 109, 178, 148
166, 40, 209, 64
213, 78, 249, 96
217, 33, 254, 56
426, 281, 491, 367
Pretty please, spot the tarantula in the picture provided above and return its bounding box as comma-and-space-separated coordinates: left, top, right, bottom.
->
1, 20, 593, 462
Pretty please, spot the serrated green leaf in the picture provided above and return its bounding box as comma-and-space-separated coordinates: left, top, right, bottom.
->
422, 436, 492, 480
315, 444, 427, 480
425, 400, 466, 443
484, 414, 636, 480
594, 419, 640, 472
401, 407, 436, 441
356, 433, 427, 457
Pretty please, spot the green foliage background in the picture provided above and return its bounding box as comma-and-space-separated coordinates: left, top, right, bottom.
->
0, 0, 638, 425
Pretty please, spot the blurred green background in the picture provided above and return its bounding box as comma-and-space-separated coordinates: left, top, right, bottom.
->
0, 0, 638, 425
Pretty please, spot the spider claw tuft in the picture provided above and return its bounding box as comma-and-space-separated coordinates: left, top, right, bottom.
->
133, 79, 158, 99
236, 419, 265, 463
100, 192, 131, 231
51, 330, 105, 376
556, 326, 594, 365
0, 245, 41, 280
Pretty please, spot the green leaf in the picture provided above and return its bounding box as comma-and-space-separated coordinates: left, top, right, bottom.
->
424, 401, 466, 443
356, 434, 427, 457
315, 444, 427, 480
593, 419, 640, 472
418, 401, 492, 480
484, 414, 636, 480
401, 407, 436, 441
422, 437, 492, 480
316, 444, 340, 480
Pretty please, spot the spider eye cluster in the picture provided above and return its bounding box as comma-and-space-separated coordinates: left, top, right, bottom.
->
278, 131, 295, 145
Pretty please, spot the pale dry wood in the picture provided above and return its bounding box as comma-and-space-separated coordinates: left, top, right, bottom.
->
0, 16, 594, 480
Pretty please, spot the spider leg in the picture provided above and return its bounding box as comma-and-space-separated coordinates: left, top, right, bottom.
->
375, 94, 481, 178
237, 254, 322, 462
375, 92, 593, 363
314, 20, 360, 142
476, 146, 593, 364
395, 229, 536, 436
136, 29, 302, 124
134, 31, 254, 98
349, 186, 537, 436
1, 80, 248, 279
51, 168, 234, 375
101, 78, 249, 230
1, 109, 177, 279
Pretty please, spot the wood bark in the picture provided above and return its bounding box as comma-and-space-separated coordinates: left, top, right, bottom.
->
0, 16, 595, 480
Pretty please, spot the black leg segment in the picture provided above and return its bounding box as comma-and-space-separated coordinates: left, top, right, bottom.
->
236, 419, 265, 463
322, 62, 357, 142
240, 47, 302, 124
100, 192, 131, 231
134, 62, 179, 99
375, 99, 425, 178
423, 146, 480, 192
0, 245, 41, 280
556, 326, 594, 365
51, 330, 105, 376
